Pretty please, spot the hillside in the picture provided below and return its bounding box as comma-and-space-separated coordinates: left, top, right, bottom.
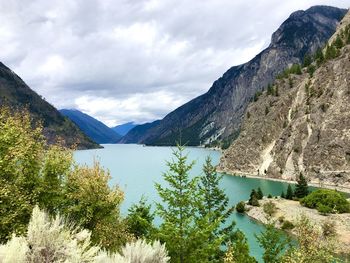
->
60, 109, 121, 144
112, 122, 136, 136
120, 6, 347, 147
0, 63, 99, 149
219, 10, 350, 189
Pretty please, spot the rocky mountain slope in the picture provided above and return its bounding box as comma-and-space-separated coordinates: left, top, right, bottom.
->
120, 6, 347, 147
219, 10, 350, 189
60, 109, 121, 144
0, 63, 99, 149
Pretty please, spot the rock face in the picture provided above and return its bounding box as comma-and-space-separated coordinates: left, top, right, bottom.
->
0, 63, 100, 149
121, 6, 347, 146
60, 109, 121, 144
219, 10, 350, 189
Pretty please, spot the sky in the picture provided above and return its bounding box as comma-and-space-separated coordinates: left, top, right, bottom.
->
0, 0, 349, 126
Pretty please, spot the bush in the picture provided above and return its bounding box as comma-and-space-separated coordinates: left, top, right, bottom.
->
281, 220, 294, 230
263, 201, 277, 217
0, 206, 170, 263
236, 201, 246, 213
301, 189, 350, 214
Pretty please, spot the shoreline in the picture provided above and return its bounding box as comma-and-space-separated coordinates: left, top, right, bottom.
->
217, 169, 350, 194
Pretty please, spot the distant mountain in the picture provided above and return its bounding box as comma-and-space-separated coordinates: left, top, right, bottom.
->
219, 10, 350, 188
60, 109, 121, 144
112, 122, 137, 136
0, 63, 99, 149
120, 6, 347, 147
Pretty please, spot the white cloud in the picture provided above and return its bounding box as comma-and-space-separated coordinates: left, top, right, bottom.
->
0, 0, 349, 126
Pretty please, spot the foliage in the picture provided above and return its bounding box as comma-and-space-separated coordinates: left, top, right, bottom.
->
256, 222, 290, 263
0, 206, 170, 263
281, 221, 294, 230
199, 156, 236, 249
286, 185, 294, 200
257, 187, 264, 200
248, 189, 260, 206
282, 215, 340, 263
281, 191, 285, 199
303, 54, 312, 67
224, 231, 257, 263
263, 201, 277, 217
155, 146, 223, 262
0, 107, 131, 251
126, 197, 155, 239
236, 201, 246, 213
301, 189, 350, 214
294, 174, 309, 199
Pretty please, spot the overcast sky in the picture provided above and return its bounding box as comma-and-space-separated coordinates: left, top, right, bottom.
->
0, 0, 349, 126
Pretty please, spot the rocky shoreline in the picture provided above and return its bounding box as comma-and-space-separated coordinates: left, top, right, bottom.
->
244, 197, 350, 254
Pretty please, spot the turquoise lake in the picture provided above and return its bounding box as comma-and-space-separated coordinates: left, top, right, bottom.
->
74, 144, 293, 261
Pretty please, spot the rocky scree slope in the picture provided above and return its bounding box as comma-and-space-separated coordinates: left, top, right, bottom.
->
120, 6, 347, 147
219, 10, 350, 189
0, 63, 100, 149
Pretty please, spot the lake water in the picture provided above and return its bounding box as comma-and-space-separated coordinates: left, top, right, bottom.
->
74, 144, 293, 261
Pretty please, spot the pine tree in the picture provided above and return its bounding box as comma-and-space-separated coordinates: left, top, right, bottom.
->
281, 191, 285, 199
286, 185, 294, 200
249, 189, 260, 206
257, 187, 264, 200
199, 156, 236, 249
155, 146, 222, 263
303, 54, 312, 68
126, 197, 155, 239
224, 231, 257, 263
256, 223, 290, 263
294, 173, 309, 199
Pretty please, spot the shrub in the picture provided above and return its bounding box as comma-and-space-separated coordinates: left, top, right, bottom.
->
0, 206, 170, 263
286, 185, 294, 200
236, 201, 246, 213
257, 187, 264, 199
281, 220, 294, 230
263, 201, 277, 217
278, 216, 285, 223
301, 189, 350, 214
268, 194, 273, 198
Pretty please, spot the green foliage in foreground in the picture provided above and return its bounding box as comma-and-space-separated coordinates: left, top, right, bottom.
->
301, 189, 350, 214
0, 107, 131, 251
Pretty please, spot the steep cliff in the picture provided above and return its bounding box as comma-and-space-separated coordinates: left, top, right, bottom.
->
219, 10, 350, 189
121, 6, 347, 147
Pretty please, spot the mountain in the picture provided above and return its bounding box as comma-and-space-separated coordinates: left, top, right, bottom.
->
0, 63, 99, 149
60, 109, 121, 144
219, 10, 350, 188
120, 6, 347, 146
112, 122, 137, 136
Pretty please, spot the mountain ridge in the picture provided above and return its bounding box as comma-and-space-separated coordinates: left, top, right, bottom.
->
120, 5, 347, 147
0, 62, 100, 149
60, 109, 121, 144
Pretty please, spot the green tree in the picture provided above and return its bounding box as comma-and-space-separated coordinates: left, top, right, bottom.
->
155, 146, 222, 263
257, 187, 264, 200
126, 197, 155, 239
314, 48, 324, 66
286, 185, 294, 200
281, 191, 285, 199
249, 189, 260, 206
333, 35, 344, 49
224, 231, 257, 263
199, 156, 236, 247
236, 201, 246, 213
294, 173, 309, 199
256, 223, 290, 263
267, 84, 274, 95
303, 54, 312, 67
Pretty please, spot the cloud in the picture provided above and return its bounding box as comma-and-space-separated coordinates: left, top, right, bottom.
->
0, 0, 349, 126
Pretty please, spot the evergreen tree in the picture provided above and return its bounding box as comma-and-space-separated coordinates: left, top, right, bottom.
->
281, 191, 285, 199
257, 187, 264, 200
286, 185, 294, 200
249, 189, 260, 206
314, 48, 324, 66
294, 173, 309, 199
256, 223, 290, 263
155, 146, 222, 263
334, 35, 344, 49
126, 197, 155, 239
199, 156, 236, 248
224, 231, 257, 263
303, 54, 312, 67
267, 84, 273, 95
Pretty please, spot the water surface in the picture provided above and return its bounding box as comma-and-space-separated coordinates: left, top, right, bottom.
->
74, 144, 293, 261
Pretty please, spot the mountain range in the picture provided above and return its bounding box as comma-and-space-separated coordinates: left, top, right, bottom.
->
0, 63, 99, 149
219, 9, 350, 188
120, 6, 347, 148
60, 109, 122, 144
112, 122, 137, 136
